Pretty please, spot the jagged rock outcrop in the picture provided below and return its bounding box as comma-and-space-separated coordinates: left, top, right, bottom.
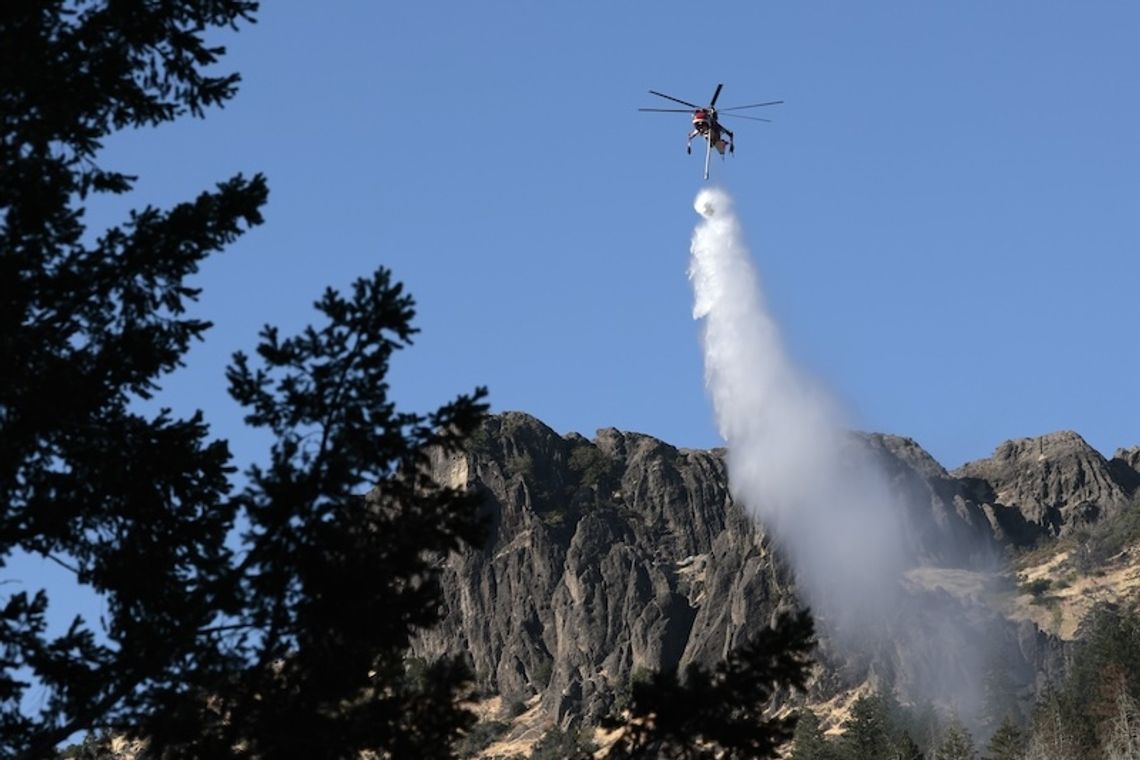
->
954, 431, 1137, 537
415, 412, 792, 726
416, 414, 1129, 736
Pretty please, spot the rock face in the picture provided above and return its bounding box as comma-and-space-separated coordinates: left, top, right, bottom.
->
954, 431, 1138, 538
414, 412, 788, 725
858, 433, 999, 565
415, 414, 1133, 730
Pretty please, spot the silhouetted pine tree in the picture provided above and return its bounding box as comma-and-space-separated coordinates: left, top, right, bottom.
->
200, 270, 488, 758
2, 2, 488, 757
1, 1, 261, 755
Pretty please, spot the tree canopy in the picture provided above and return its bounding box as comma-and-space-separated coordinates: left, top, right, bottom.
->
1, 2, 487, 757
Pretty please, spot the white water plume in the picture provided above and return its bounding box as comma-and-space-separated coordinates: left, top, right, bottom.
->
688, 188, 1017, 726
689, 187, 906, 639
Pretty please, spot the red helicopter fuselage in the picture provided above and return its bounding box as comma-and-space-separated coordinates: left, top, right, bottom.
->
639, 84, 782, 179
691, 109, 730, 155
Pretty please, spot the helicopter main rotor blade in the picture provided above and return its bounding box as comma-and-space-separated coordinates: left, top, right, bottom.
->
638, 107, 693, 113
719, 100, 784, 111
709, 83, 724, 107
647, 90, 701, 109
719, 113, 773, 122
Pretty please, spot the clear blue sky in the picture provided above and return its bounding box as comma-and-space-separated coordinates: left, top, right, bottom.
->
91, 1, 1139, 470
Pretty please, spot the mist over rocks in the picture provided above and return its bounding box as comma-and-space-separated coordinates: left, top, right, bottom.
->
857, 432, 999, 566
414, 412, 1129, 732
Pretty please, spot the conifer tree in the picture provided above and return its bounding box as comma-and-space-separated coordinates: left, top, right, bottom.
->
1023, 692, 1081, 760
1096, 667, 1140, 760
932, 720, 977, 760
2, 2, 262, 755
984, 715, 1023, 760
2, 2, 489, 757
837, 693, 894, 760
902, 699, 942, 755
789, 709, 836, 760
892, 730, 924, 760
1075, 607, 1140, 688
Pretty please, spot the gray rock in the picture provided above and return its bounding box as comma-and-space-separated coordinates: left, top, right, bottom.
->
417, 414, 1128, 729
953, 431, 1133, 536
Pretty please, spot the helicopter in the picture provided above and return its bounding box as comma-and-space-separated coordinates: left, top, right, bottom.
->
639, 83, 782, 179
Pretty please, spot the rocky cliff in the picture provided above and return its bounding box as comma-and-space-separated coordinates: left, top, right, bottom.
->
955, 431, 1138, 538
415, 413, 1139, 749
417, 412, 774, 728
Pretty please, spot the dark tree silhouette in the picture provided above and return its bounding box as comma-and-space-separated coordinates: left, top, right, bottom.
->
2, 2, 487, 757
601, 609, 815, 760
196, 270, 488, 758
1, 1, 262, 755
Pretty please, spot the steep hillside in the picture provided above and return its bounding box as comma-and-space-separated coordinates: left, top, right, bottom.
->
418, 413, 1138, 756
